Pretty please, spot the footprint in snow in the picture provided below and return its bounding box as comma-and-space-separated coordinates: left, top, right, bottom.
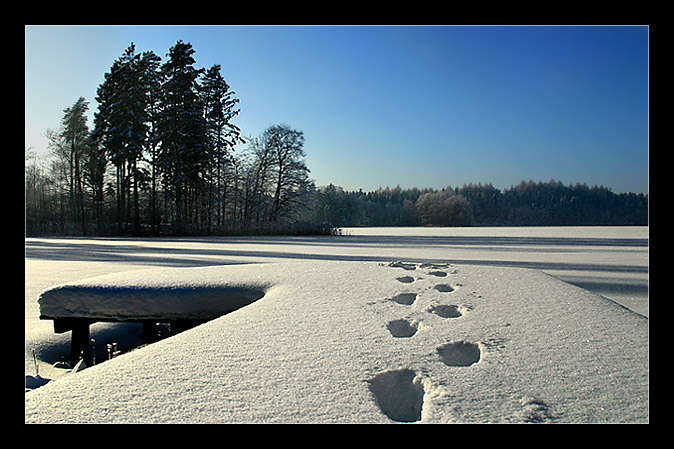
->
387, 261, 417, 271
386, 318, 419, 338
368, 368, 425, 423
419, 263, 450, 269
428, 304, 464, 318
436, 341, 482, 367
396, 276, 415, 284
433, 283, 455, 293
519, 396, 554, 423
388, 293, 417, 306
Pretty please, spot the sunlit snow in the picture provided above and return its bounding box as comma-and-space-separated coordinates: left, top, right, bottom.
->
25, 227, 648, 423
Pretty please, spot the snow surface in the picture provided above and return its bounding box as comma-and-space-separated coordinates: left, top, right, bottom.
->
25, 227, 648, 423
38, 267, 272, 321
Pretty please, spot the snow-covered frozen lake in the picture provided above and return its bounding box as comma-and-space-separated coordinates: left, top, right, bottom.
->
25, 225, 649, 316
25, 226, 648, 423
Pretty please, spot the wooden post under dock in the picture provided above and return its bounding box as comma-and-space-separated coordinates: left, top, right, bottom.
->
50, 317, 206, 367
53, 318, 92, 368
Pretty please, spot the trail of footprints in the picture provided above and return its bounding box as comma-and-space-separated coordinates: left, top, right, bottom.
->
387, 261, 469, 339
368, 261, 486, 423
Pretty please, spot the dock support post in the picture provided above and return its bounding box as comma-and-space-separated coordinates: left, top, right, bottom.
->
70, 322, 91, 368
52, 319, 93, 368
142, 320, 159, 341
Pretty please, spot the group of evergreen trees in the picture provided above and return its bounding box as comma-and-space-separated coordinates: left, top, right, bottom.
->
25, 40, 648, 236
25, 41, 316, 236
312, 181, 648, 228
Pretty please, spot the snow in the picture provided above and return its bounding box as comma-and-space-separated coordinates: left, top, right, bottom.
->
38, 267, 272, 321
24, 227, 648, 423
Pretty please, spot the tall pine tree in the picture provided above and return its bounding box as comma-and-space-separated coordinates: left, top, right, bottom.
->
92, 43, 161, 234
157, 40, 209, 233
47, 97, 90, 234
199, 64, 244, 231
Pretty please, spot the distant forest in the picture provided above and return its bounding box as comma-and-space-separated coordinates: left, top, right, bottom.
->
313, 181, 648, 228
24, 40, 648, 237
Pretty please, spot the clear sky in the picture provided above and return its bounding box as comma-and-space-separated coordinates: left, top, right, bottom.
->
25, 25, 649, 193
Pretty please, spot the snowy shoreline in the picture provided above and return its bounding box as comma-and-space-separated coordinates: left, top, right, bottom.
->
25, 227, 648, 423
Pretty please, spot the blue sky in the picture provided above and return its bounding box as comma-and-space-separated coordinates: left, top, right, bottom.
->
25, 25, 649, 193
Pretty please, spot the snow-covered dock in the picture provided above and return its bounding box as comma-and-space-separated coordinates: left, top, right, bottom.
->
38, 267, 273, 366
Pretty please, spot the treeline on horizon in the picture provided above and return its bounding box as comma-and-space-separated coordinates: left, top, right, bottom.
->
313, 181, 648, 228
24, 40, 648, 237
